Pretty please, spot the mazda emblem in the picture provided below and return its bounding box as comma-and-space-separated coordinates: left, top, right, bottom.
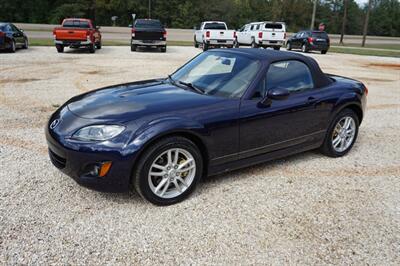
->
50, 119, 60, 129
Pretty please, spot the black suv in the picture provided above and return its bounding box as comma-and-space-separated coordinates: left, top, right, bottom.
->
287, 30, 329, 54
130, 19, 167, 52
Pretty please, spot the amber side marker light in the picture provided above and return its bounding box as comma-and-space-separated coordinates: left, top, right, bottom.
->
365, 86, 369, 96
99, 162, 112, 177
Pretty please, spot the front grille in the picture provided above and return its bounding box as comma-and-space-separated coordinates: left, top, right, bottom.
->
49, 149, 66, 169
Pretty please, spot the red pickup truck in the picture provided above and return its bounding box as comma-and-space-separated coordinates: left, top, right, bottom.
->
53, 18, 102, 53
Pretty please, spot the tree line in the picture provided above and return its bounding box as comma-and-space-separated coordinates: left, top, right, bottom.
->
0, 0, 399, 36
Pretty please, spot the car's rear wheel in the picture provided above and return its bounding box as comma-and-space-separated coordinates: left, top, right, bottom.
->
89, 44, 95, 53
194, 37, 199, 48
286, 42, 292, 50
160, 45, 167, 53
131, 44, 137, 52
96, 42, 102, 49
301, 44, 308, 53
203, 42, 209, 51
9, 40, 16, 53
273, 46, 280, 51
321, 109, 359, 157
56, 44, 64, 53
321, 50, 327, 54
133, 136, 203, 205
234, 39, 239, 48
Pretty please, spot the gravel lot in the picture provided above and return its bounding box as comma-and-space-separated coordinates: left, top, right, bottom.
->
0, 46, 399, 264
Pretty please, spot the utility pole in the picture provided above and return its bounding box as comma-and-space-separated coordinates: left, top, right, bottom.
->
362, 0, 372, 47
339, 0, 348, 45
310, 0, 317, 30
148, 0, 151, 19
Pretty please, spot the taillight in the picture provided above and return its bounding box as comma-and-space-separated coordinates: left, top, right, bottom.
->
284, 32, 287, 39
233, 31, 236, 38
0, 31, 5, 37
258, 32, 263, 39
206, 31, 210, 38
131, 28, 136, 37
163, 31, 167, 38
364, 86, 368, 96
307, 37, 314, 43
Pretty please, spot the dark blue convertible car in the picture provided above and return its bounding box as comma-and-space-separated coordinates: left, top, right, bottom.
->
46, 49, 367, 205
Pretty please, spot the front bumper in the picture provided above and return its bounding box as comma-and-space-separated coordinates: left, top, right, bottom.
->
45, 124, 134, 193
131, 39, 166, 46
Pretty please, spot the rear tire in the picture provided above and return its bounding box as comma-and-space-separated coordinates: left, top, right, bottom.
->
234, 39, 239, 48
251, 39, 258, 48
203, 42, 209, 51
160, 46, 167, 53
321, 50, 327, 54
320, 109, 359, 157
287, 42, 292, 51
301, 44, 308, 53
273, 46, 280, 51
131, 44, 137, 52
89, 44, 95, 53
9, 40, 16, 53
56, 44, 64, 53
133, 136, 203, 205
96, 42, 102, 49
194, 37, 199, 48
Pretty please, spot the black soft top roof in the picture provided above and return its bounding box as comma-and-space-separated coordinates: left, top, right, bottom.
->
211, 48, 332, 88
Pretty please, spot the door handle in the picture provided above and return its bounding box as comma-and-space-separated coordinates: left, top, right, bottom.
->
307, 96, 317, 104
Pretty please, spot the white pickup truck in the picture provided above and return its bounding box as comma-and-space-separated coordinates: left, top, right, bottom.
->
194, 21, 236, 51
235, 21, 286, 50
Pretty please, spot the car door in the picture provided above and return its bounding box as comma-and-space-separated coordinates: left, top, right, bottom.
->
10, 24, 24, 45
239, 60, 328, 158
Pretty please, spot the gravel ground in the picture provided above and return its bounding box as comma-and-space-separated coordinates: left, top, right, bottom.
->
0, 46, 399, 265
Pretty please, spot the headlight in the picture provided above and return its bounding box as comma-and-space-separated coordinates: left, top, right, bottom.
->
72, 125, 125, 141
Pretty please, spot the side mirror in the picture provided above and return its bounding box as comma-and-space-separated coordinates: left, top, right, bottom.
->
259, 87, 290, 106
267, 87, 290, 100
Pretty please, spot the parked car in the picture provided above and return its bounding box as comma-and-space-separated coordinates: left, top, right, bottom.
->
46, 49, 367, 205
194, 21, 236, 51
53, 18, 102, 53
0, 23, 28, 52
130, 19, 167, 52
287, 30, 330, 54
235, 21, 286, 50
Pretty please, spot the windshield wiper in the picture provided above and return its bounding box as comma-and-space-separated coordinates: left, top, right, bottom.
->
178, 81, 205, 94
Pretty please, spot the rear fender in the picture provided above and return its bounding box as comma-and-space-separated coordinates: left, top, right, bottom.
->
330, 92, 363, 123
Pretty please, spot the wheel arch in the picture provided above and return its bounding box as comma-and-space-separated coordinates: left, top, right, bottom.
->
332, 102, 363, 125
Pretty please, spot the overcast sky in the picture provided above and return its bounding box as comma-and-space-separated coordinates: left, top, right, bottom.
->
354, 0, 369, 6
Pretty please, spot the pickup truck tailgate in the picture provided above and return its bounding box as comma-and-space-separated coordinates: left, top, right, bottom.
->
209, 30, 235, 40
134, 29, 164, 41
55, 28, 88, 41
264, 31, 285, 41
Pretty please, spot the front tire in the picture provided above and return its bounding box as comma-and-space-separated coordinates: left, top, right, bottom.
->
133, 136, 203, 205
23, 38, 28, 49
9, 40, 16, 53
251, 39, 258, 48
287, 42, 292, 51
320, 109, 359, 157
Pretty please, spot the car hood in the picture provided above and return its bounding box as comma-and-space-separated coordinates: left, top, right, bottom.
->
67, 79, 223, 120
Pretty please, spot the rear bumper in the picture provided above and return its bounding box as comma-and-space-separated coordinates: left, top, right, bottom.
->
207, 39, 234, 46
308, 43, 329, 51
131, 39, 166, 46
55, 40, 92, 46
260, 40, 284, 46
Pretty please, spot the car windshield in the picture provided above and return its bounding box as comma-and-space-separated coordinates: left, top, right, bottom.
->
204, 23, 227, 30
135, 20, 162, 28
171, 51, 260, 98
63, 20, 90, 28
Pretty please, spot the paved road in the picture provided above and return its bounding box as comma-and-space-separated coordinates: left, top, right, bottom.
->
16, 23, 400, 46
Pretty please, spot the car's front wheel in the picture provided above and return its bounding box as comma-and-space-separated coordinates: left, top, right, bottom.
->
9, 40, 16, 53
133, 136, 203, 205
23, 38, 28, 49
321, 109, 359, 157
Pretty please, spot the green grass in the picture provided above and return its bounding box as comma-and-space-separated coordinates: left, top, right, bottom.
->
329, 46, 400, 57
29, 38, 54, 46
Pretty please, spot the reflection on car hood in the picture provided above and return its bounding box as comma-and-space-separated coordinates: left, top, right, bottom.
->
67, 79, 223, 120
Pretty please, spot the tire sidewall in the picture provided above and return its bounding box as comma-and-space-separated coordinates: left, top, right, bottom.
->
324, 109, 359, 157
135, 137, 203, 205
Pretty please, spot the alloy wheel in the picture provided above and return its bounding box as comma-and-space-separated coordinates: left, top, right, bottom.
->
148, 148, 196, 199
331, 116, 356, 153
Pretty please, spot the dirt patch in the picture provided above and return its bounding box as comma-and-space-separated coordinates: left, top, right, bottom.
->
0, 136, 47, 154
368, 103, 400, 110
80, 70, 105, 75
0, 78, 41, 85
367, 63, 400, 70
